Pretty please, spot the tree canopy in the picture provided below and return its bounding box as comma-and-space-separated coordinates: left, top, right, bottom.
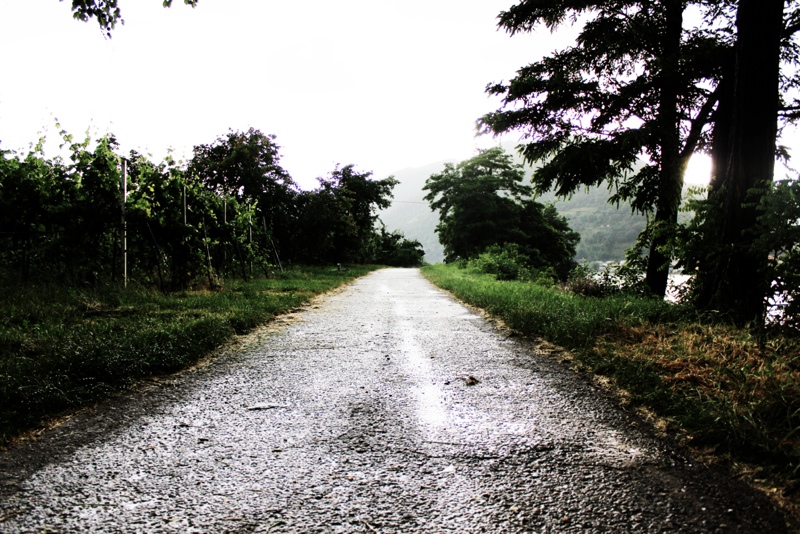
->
188, 128, 298, 260
294, 165, 399, 264
423, 147, 579, 280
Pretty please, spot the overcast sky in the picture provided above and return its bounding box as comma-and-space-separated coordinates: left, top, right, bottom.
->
0, 1, 794, 190
0, 0, 562, 189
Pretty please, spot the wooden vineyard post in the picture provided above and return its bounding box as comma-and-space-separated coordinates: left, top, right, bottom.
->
223, 197, 228, 269
121, 159, 128, 288
202, 217, 214, 289
248, 215, 253, 278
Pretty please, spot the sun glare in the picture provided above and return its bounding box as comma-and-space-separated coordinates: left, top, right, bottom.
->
685, 153, 712, 185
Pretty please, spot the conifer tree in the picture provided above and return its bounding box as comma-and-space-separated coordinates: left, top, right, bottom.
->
480, 0, 726, 296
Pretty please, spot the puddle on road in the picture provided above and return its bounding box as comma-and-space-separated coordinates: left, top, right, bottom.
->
397, 320, 448, 431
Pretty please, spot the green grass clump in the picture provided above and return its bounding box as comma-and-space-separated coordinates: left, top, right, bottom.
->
0, 265, 380, 443
422, 263, 800, 482
422, 264, 680, 349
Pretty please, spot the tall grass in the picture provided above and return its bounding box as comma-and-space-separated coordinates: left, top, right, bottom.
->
423, 264, 681, 349
0, 265, 380, 443
423, 263, 800, 481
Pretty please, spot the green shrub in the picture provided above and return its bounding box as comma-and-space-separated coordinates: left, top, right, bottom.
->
471, 243, 533, 281
565, 261, 650, 298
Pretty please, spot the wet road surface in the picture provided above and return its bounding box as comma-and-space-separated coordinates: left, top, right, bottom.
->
0, 268, 791, 532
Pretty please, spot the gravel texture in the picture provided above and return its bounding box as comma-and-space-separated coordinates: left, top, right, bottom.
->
0, 268, 792, 533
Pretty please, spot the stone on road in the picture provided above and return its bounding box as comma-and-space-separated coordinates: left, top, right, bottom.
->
0, 268, 790, 532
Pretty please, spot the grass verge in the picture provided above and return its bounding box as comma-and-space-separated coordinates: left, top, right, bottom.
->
0, 265, 380, 444
422, 264, 800, 498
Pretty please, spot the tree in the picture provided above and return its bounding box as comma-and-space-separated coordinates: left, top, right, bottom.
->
480, 0, 726, 296
323, 165, 398, 261
0, 143, 62, 282
65, 0, 198, 35
372, 227, 425, 267
293, 165, 398, 264
189, 129, 294, 202
423, 147, 579, 280
423, 147, 533, 262
188, 128, 298, 265
686, 0, 790, 325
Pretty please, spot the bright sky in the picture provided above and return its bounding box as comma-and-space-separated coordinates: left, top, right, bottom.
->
0, 1, 794, 190
0, 0, 561, 189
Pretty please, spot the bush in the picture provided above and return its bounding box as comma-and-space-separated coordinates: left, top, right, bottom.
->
564, 262, 648, 297
565, 261, 627, 297
754, 180, 800, 333
676, 180, 800, 331
565, 262, 606, 297
471, 243, 533, 281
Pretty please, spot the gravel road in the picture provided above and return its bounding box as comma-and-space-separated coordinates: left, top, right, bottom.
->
0, 268, 792, 533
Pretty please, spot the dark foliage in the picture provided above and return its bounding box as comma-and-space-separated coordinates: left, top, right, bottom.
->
480, 0, 728, 296
423, 147, 579, 281
0, 129, 421, 290
373, 227, 425, 267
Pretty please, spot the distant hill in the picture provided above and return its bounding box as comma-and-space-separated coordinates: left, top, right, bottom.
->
378, 161, 448, 264
538, 188, 647, 262
379, 153, 651, 265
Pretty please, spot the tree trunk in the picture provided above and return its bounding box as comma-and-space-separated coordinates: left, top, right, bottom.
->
698, 0, 783, 325
693, 67, 734, 309
646, 207, 677, 296
646, 0, 683, 297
